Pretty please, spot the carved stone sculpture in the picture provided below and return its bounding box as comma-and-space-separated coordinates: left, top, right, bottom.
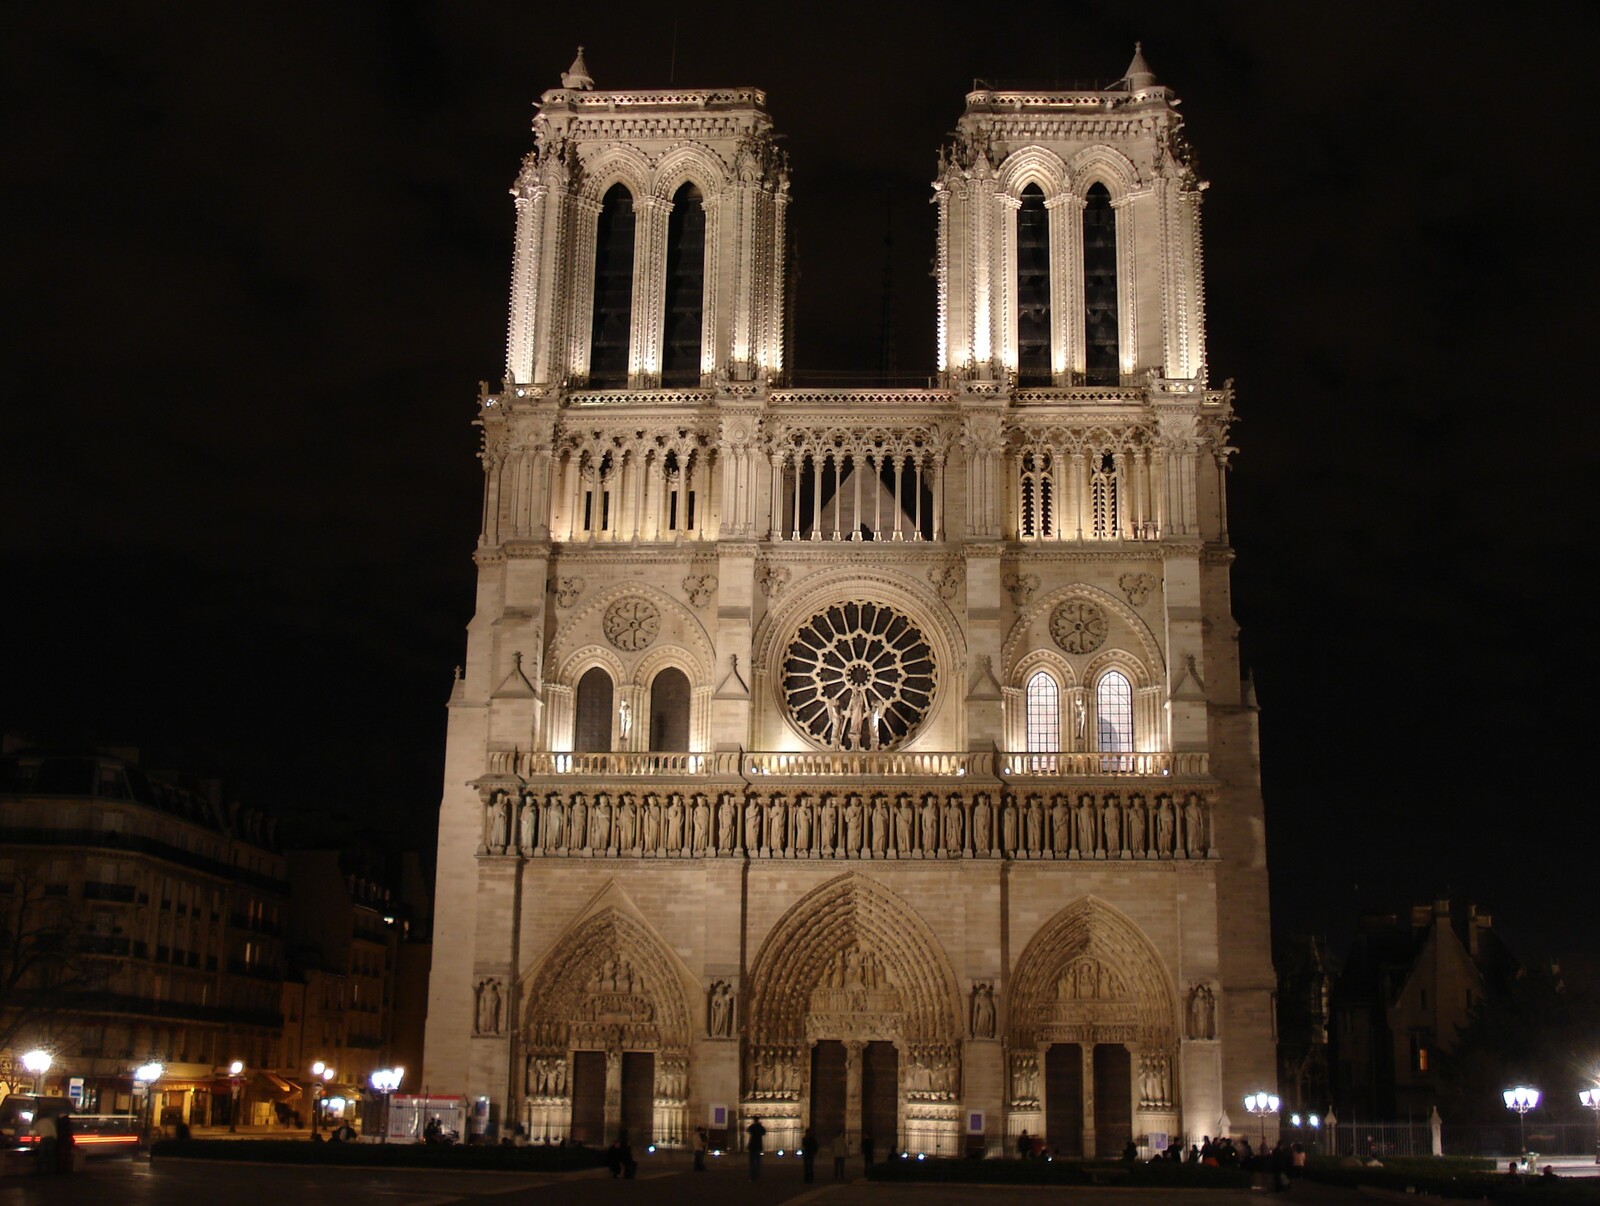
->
970, 981, 996, 1038
972, 794, 992, 853
1186, 982, 1216, 1039
920, 795, 939, 853
692, 795, 710, 853
717, 794, 736, 851
475, 978, 503, 1035
1051, 798, 1070, 855
895, 796, 913, 854
1156, 798, 1175, 856
1184, 792, 1205, 856
708, 979, 735, 1037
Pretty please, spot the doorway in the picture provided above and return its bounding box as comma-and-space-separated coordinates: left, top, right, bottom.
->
570, 1052, 605, 1144
861, 1041, 899, 1154
621, 1052, 655, 1144
1092, 1045, 1131, 1156
1044, 1043, 1084, 1156
810, 1040, 847, 1141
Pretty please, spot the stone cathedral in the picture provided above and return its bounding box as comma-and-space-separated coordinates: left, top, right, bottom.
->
424, 46, 1276, 1157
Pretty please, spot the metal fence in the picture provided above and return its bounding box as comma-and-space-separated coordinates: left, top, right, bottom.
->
1312, 1119, 1599, 1159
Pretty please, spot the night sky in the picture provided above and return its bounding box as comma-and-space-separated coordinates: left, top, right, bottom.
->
6, 3, 1595, 962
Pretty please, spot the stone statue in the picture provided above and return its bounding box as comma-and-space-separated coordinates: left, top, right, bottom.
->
895, 796, 913, 854
1187, 982, 1216, 1039
1184, 792, 1205, 856
767, 797, 787, 853
547, 799, 565, 850
1073, 694, 1087, 742
1127, 796, 1146, 856
971, 981, 996, 1038
570, 794, 588, 851
708, 980, 734, 1037
718, 795, 736, 851
920, 795, 939, 853
1026, 796, 1043, 854
1002, 799, 1018, 854
618, 699, 632, 741
592, 796, 612, 851
664, 796, 683, 852
692, 795, 710, 853
944, 795, 964, 852
744, 799, 762, 851
1102, 798, 1121, 855
820, 795, 838, 853
476, 978, 502, 1034
972, 794, 992, 853
843, 685, 869, 750
643, 796, 661, 852
823, 694, 842, 748
795, 797, 812, 851
1051, 798, 1070, 855
1156, 798, 1174, 856
844, 796, 864, 854
1076, 794, 1096, 854
619, 795, 638, 850
518, 794, 538, 851
488, 791, 509, 851
870, 797, 888, 854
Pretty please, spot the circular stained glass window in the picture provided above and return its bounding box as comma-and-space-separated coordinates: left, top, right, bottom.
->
782, 602, 936, 750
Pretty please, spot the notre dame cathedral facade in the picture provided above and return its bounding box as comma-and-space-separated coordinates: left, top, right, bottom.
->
424, 47, 1275, 1157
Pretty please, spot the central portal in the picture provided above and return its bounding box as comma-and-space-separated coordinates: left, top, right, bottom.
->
861, 1041, 898, 1152
810, 1041, 847, 1140
809, 1039, 899, 1150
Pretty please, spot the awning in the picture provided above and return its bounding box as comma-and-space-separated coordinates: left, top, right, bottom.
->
257, 1072, 300, 1096
320, 1082, 364, 1099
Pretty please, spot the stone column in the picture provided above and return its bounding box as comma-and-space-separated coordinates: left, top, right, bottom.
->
1081, 1043, 1097, 1158
845, 1041, 864, 1145
604, 1048, 622, 1143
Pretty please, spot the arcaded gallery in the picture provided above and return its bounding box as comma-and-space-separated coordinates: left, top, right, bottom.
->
423, 46, 1276, 1157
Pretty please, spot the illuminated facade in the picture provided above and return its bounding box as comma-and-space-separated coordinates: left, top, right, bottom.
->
425, 47, 1275, 1156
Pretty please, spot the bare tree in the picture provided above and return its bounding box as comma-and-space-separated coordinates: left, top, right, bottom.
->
0, 859, 101, 1061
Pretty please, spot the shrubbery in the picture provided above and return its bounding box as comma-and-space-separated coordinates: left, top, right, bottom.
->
148, 1138, 609, 1172
866, 1156, 1249, 1188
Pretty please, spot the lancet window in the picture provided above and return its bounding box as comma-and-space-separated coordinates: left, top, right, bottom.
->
769, 434, 942, 543
1095, 669, 1133, 754
1016, 183, 1052, 385
1082, 183, 1119, 385
1025, 671, 1060, 753
579, 451, 615, 536
1019, 450, 1054, 539
574, 667, 614, 752
660, 450, 697, 535
648, 668, 691, 751
589, 184, 636, 388
660, 183, 706, 387
1089, 451, 1119, 539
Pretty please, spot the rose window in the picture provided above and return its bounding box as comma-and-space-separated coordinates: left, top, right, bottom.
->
604, 597, 660, 652
782, 602, 936, 750
1050, 599, 1108, 655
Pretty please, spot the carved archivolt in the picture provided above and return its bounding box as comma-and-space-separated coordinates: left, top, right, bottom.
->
1002, 581, 1163, 682
745, 874, 961, 1052
520, 906, 693, 1059
550, 583, 714, 686
1007, 896, 1178, 1050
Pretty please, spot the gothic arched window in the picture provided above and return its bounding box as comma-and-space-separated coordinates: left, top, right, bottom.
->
589, 184, 636, 387
1095, 669, 1133, 753
1090, 450, 1119, 539
648, 667, 691, 751
1082, 183, 1119, 385
1019, 449, 1053, 539
1016, 183, 1051, 385
661, 183, 706, 387
1025, 671, 1060, 753
574, 666, 614, 751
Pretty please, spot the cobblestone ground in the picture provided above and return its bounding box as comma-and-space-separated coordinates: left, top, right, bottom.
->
0, 1152, 1437, 1206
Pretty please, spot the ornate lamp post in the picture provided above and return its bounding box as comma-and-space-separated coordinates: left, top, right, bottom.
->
228, 1061, 245, 1133
134, 1062, 164, 1146
1244, 1092, 1280, 1148
1502, 1086, 1539, 1158
369, 1067, 404, 1143
1578, 1087, 1600, 1165
311, 1062, 334, 1137
20, 1050, 52, 1096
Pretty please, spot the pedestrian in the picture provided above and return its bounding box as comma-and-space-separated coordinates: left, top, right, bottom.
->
56, 1113, 75, 1175
1017, 1129, 1030, 1159
746, 1116, 766, 1179
861, 1130, 874, 1170
801, 1127, 818, 1183
32, 1110, 57, 1175
617, 1128, 637, 1179
694, 1126, 708, 1171
831, 1130, 848, 1179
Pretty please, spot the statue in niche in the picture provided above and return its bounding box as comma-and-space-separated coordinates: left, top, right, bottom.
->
717, 794, 736, 851
475, 978, 503, 1035
1186, 982, 1216, 1039
1051, 797, 1070, 855
870, 797, 889, 854
1156, 798, 1175, 856
944, 795, 964, 852
592, 795, 612, 851
1076, 794, 1096, 854
1002, 799, 1018, 854
844, 795, 864, 854
1012, 1054, 1038, 1101
1184, 793, 1205, 856
1026, 796, 1044, 854
618, 699, 632, 742
570, 794, 588, 851
767, 797, 787, 853
1127, 796, 1146, 856
744, 799, 762, 851
795, 797, 813, 851
708, 980, 734, 1037
842, 685, 871, 751
970, 981, 996, 1038
820, 795, 839, 852
1140, 1053, 1170, 1106
692, 795, 710, 853
895, 796, 914, 854
619, 795, 638, 850
823, 696, 842, 748
518, 794, 538, 851
665, 796, 683, 853
1102, 798, 1121, 855
972, 795, 992, 853
643, 795, 661, 852
1073, 694, 1087, 743
485, 791, 509, 851
547, 798, 565, 850
920, 795, 939, 852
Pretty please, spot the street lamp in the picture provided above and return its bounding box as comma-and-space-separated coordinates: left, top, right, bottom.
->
369, 1067, 404, 1143
1502, 1086, 1539, 1158
134, 1062, 164, 1146
20, 1050, 52, 1096
1578, 1087, 1600, 1166
228, 1061, 245, 1133
1243, 1092, 1281, 1148
311, 1062, 334, 1138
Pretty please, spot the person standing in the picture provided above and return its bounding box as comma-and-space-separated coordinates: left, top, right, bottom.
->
693, 1126, 708, 1172
55, 1113, 76, 1174
746, 1116, 766, 1179
861, 1131, 874, 1171
831, 1130, 848, 1179
32, 1110, 57, 1175
800, 1127, 818, 1182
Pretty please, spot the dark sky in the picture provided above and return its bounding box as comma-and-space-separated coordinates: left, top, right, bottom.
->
5, 2, 1596, 962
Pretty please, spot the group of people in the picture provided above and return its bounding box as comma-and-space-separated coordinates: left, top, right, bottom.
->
743, 1118, 873, 1181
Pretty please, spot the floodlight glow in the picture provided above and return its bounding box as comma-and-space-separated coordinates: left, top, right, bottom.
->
134, 1062, 164, 1084
21, 1050, 52, 1076
229, 1060, 244, 1075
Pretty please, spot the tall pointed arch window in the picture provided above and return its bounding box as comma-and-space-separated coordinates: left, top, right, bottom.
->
1019, 450, 1053, 539
1082, 183, 1119, 385
589, 184, 636, 387
1090, 451, 1118, 539
1025, 671, 1060, 753
1016, 183, 1051, 385
648, 667, 691, 751
1095, 669, 1133, 753
661, 183, 706, 387
574, 667, 614, 751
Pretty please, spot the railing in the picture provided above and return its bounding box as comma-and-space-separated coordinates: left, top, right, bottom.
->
489, 751, 741, 778
743, 750, 986, 779
999, 752, 1209, 779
